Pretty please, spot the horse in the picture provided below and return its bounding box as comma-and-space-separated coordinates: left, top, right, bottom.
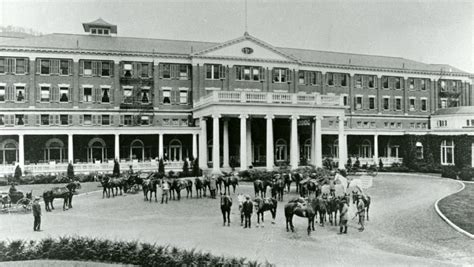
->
220, 193, 232, 226
326, 196, 341, 226
195, 177, 205, 198
109, 177, 127, 197
170, 179, 187, 200
253, 196, 277, 227
355, 194, 371, 221
43, 181, 81, 211
285, 197, 319, 235
185, 179, 193, 198
216, 176, 224, 194
142, 178, 159, 202
283, 172, 292, 193
0, 192, 11, 208
222, 176, 231, 195
316, 195, 328, 226
99, 175, 111, 198
230, 176, 239, 193
254, 179, 271, 198
271, 178, 285, 201
300, 179, 319, 198
292, 172, 303, 193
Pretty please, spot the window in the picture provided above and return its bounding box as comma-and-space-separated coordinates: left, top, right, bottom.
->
124, 115, 133, 126
60, 115, 69, 125
421, 99, 427, 111
161, 64, 170, 79
0, 58, 5, 73
179, 65, 189, 80
83, 87, 92, 102
370, 122, 376, 128
83, 61, 92, 76
383, 98, 390, 110
16, 59, 26, 74
368, 76, 375, 88
235, 66, 264, 81
340, 74, 347, 86
60, 60, 70, 75
410, 123, 415, 128
343, 95, 348, 106
438, 120, 447, 127
441, 140, 454, 165
252, 68, 260, 81
409, 78, 415, 89
421, 79, 426, 90
0, 86, 5, 102
355, 75, 362, 88
390, 122, 395, 128
40, 60, 50, 74
395, 78, 401, 89
440, 80, 446, 91
395, 98, 402, 111
0, 115, 4, 125
15, 115, 25, 125
441, 99, 447, 109
83, 115, 92, 125
298, 71, 305, 84
409, 98, 416, 111
123, 63, 133, 77
162, 90, 171, 104
327, 73, 334, 86
384, 122, 389, 128
355, 96, 362, 110
273, 68, 287, 83
101, 61, 110, 76
140, 88, 149, 103
206, 64, 225, 80
101, 88, 110, 103
41, 86, 50, 102
15, 86, 25, 102
59, 87, 69, 102
41, 114, 49, 125
179, 90, 188, 104
123, 87, 132, 103
382, 77, 389, 89
102, 115, 110, 126
140, 116, 150, 126
397, 122, 402, 128
416, 142, 423, 159
369, 97, 375, 110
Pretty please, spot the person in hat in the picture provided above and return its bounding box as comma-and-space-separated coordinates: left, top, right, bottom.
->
357, 194, 366, 232
209, 175, 217, 199
32, 196, 41, 231
242, 195, 253, 228
338, 198, 349, 234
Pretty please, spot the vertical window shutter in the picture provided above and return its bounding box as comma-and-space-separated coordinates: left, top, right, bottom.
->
286, 69, 291, 83
362, 76, 368, 87
137, 63, 142, 77
68, 60, 73, 75
52, 59, 60, 74
92, 115, 97, 125
68, 115, 73, 125
109, 87, 114, 103
55, 114, 60, 125
95, 87, 101, 103
133, 62, 138, 78
259, 67, 265, 81
173, 90, 179, 104
92, 61, 98, 76
109, 61, 114, 77
7, 114, 13, 125
148, 63, 152, 77
6, 85, 12, 101
55, 86, 60, 102
120, 115, 124, 126
49, 87, 52, 102
35, 115, 40, 125
79, 60, 84, 76
79, 87, 84, 103
98, 62, 102, 77
79, 115, 84, 125
36, 86, 41, 102
159, 64, 163, 78
68, 87, 72, 103
24, 115, 28, 125
49, 114, 53, 125
110, 115, 114, 125
97, 115, 102, 125
36, 59, 41, 74
24, 85, 28, 101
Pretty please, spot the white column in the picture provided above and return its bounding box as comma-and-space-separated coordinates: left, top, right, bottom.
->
265, 114, 274, 171
18, 134, 24, 169
290, 115, 299, 170
158, 134, 164, 159
311, 122, 315, 165
114, 134, 120, 161
240, 114, 248, 170
314, 115, 323, 168
68, 134, 73, 163
223, 119, 230, 168
212, 114, 221, 173
338, 116, 347, 170
246, 118, 252, 166
192, 133, 198, 160
374, 134, 379, 164
199, 117, 207, 169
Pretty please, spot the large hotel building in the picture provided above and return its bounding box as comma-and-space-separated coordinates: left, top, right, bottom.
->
0, 19, 473, 175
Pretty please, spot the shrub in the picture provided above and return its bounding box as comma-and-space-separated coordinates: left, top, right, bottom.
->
67, 162, 74, 179
379, 159, 384, 170
113, 159, 120, 177
14, 165, 22, 182
182, 160, 189, 177
441, 166, 458, 179
158, 158, 165, 176
458, 167, 474, 181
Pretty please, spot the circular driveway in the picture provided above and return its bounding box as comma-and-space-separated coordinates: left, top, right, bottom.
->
0, 174, 472, 266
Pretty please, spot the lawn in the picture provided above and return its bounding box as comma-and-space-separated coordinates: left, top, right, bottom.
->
437, 182, 474, 235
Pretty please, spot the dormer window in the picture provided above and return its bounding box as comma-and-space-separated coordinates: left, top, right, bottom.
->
82, 18, 117, 36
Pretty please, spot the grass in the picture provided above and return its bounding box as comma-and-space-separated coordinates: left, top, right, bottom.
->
437, 183, 474, 235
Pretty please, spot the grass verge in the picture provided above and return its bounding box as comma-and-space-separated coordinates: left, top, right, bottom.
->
437, 183, 474, 235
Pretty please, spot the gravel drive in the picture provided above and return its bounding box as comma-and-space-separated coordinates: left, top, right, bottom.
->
0, 174, 471, 266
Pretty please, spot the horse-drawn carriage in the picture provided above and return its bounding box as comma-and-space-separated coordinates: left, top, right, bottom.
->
0, 190, 33, 213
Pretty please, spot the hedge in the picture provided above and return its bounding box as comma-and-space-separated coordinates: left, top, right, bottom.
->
0, 237, 270, 266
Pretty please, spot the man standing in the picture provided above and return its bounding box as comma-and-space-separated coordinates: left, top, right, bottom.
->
357, 195, 366, 232
339, 198, 349, 234
242, 195, 253, 228
32, 196, 41, 231
161, 179, 169, 204
209, 176, 217, 199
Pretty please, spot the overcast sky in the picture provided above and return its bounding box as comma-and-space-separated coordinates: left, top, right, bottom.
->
1, 0, 472, 73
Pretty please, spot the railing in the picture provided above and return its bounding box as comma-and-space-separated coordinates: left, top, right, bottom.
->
194, 91, 342, 107
332, 157, 403, 167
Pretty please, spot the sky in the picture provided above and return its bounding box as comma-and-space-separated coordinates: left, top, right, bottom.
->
0, 0, 473, 73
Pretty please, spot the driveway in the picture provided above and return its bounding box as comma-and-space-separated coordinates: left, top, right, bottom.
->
0, 174, 471, 266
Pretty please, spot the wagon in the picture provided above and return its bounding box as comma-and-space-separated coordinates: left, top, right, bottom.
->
0, 191, 33, 213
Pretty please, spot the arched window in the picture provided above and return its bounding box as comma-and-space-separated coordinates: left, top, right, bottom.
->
130, 139, 144, 161
275, 139, 287, 162
303, 139, 311, 161
441, 140, 454, 165
359, 139, 372, 158
168, 139, 182, 162
416, 142, 423, 159
1, 139, 18, 164
44, 138, 65, 162
88, 138, 107, 163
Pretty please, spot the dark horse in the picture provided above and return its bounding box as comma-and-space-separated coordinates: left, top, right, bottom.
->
222, 176, 231, 195
185, 179, 193, 198
194, 177, 206, 198
326, 196, 341, 226
170, 179, 187, 200
253, 196, 277, 227
99, 175, 111, 198
43, 181, 81, 211
283, 172, 292, 193
285, 197, 320, 235
292, 172, 303, 193
230, 176, 239, 193
253, 179, 271, 198
142, 178, 159, 202
109, 177, 127, 197
271, 178, 285, 201
220, 193, 232, 226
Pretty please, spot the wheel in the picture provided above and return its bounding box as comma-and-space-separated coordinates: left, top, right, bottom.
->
16, 198, 32, 212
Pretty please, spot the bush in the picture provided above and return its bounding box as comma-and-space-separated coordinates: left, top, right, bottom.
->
441, 166, 458, 179
67, 163, 74, 179
458, 167, 474, 181
378, 159, 384, 170
0, 237, 267, 266
14, 165, 22, 182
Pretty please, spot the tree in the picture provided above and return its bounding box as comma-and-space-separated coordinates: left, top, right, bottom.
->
379, 158, 384, 170
182, 159, 189, 177
113, 159, 120, 177
67, 162, 75, 179
192, 158, 200, 177
14, 165, 22, 182
158, 158, 165, 176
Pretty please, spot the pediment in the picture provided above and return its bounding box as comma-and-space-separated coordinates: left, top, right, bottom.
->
192, 33, 299, 63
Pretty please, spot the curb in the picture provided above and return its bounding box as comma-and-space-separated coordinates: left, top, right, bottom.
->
434, 181, 474, 239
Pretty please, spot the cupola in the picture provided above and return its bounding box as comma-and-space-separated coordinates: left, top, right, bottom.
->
82, 18, 117, 36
